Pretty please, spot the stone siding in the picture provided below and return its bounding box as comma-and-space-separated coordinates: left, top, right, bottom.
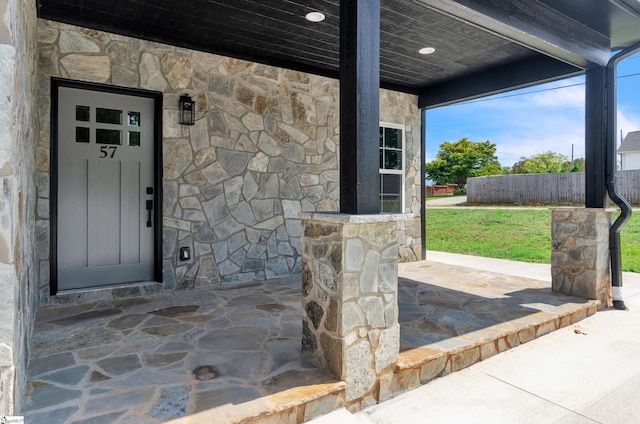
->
301, 213, 400, 404
551, 208, 613, 306
35, 19, 422, 302
0, 0, 39, 414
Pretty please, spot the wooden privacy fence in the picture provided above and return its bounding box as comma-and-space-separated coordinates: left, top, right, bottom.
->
426, 184, 458, 195
467, 170, 640, 205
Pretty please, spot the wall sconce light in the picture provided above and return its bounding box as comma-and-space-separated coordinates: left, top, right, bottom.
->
179, 94, 195, 125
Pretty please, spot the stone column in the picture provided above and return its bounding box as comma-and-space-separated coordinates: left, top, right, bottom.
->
551, 208, 613, 307
300, 213, 401, 403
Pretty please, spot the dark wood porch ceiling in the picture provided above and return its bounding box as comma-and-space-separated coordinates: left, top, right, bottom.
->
37, 0, 640, 107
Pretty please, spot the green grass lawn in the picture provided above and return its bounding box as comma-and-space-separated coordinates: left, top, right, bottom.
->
426, 208, 640, 272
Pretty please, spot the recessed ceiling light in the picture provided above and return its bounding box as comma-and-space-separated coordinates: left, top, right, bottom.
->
306, 12, 326, 22
419, 47, 436, 55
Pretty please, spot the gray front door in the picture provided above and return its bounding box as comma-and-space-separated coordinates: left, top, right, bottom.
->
57, 87, 155, 290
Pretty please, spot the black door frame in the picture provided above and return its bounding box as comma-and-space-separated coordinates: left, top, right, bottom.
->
50, 78, 163, 295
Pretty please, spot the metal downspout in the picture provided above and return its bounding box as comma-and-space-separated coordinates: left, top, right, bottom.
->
606, 43, 639, 310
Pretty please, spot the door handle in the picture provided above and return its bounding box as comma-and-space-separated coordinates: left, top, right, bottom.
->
146, 200, 153, 227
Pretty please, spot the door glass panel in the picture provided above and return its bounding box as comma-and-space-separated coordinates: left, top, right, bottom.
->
76, 127, 90, 143
128, 131, 141, 146
76, 106, 90, 122
96, 129, 122, 145
96, 108, 122, 124
128, 111, 140, 126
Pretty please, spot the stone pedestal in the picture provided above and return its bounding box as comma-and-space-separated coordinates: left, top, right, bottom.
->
551, 208, 613, 307
300, 213, 401, 403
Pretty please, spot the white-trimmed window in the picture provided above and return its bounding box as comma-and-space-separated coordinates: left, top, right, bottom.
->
379, 122, 405, 213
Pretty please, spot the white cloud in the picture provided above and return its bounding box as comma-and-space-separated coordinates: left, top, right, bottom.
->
477, 78, 585, 110
618, 107, 640, 141
493, 111, 584, 166
452, 87, 586, 166
527, 84, 584, 109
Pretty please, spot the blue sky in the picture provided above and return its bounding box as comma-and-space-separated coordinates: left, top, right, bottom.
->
425, 53, 640, 168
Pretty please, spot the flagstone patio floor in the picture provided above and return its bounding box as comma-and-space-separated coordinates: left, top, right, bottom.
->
22, 260, 599, 423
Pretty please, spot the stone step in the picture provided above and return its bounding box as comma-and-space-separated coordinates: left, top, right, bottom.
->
174, 379, 346, 424
235, 301, 598, 423
381, 301, 600, 402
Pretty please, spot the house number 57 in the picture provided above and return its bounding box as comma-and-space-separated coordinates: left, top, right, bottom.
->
100, 146, 117, 158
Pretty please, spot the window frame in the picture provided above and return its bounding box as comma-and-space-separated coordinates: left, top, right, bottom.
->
379, 121, 406, 213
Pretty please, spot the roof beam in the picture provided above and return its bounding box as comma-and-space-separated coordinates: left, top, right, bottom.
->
419, 55, 582, 109
418, 0, 611, 68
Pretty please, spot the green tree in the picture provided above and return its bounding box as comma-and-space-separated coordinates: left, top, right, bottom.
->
510, 159, 527, 174
511, 151, 568, 174
426, 138, 502, 188
562, 157, 585, 172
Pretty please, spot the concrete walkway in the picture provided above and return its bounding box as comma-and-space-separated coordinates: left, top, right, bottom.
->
310, 252, 640, 424
426, 251, 552, 282
425, 195, 467, 206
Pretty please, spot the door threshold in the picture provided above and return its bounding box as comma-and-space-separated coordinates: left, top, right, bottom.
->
49, 280, 162, 306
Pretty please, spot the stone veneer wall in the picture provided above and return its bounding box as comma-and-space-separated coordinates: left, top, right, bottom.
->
0, 0, 39, 414
301, 213, 400, 405
35, 19, 422, 303
551, 208, 613, 307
